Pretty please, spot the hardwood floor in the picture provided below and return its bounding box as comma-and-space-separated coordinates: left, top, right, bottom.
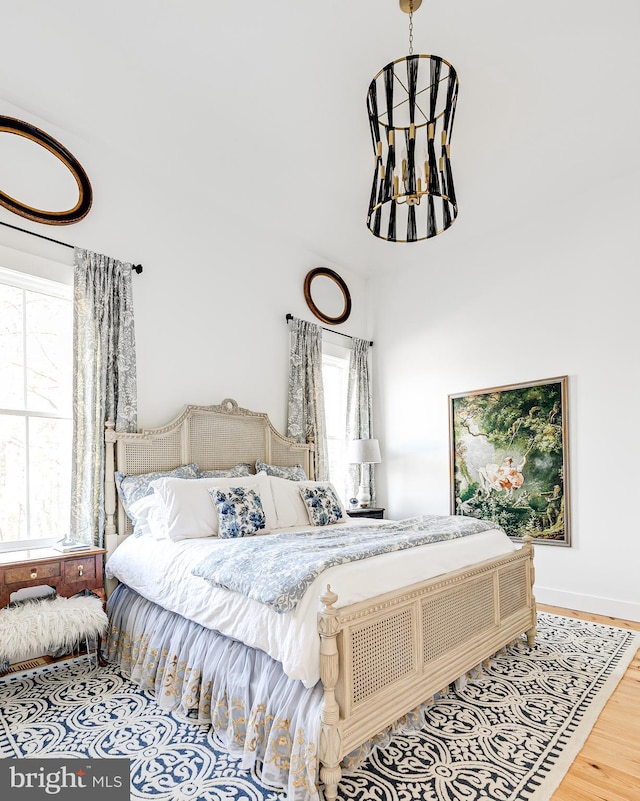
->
537, 604, 640, 801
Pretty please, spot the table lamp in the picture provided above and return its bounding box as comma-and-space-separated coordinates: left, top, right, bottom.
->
347, 438, 381, 508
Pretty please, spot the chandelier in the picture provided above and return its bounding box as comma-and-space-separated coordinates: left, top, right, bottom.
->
366, 0, 459, 242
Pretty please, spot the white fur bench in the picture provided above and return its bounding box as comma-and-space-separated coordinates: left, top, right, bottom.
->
0, 595, 108, 673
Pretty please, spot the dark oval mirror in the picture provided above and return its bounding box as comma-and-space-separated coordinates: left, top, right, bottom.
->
304, 267, 351, 325
0, 116, 92, 225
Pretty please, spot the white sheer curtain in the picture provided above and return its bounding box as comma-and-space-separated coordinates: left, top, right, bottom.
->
287, 317, 329, 481
70, 248, 137, 546
345, 337, 375, 504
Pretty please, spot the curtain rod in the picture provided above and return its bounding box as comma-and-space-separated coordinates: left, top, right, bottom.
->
0, 219, 143, 274
286, 313, 373, 346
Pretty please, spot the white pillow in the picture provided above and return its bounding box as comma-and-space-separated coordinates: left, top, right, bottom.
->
269, 476, 347, 528
128, 494, 169, 540
269, 475, 313, 528
150, 471, 277, 540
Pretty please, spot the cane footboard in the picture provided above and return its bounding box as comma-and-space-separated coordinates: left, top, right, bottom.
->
318, 537, 536, 799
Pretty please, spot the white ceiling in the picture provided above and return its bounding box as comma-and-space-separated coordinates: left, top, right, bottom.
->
2, 1, 639, 276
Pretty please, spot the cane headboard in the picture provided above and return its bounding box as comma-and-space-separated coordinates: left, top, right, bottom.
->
104, 398, 315, 550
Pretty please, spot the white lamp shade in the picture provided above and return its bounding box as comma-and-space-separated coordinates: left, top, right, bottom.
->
347, 438, 381, 464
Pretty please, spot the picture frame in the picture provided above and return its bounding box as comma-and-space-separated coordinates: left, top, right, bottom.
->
449, 376, 570, 546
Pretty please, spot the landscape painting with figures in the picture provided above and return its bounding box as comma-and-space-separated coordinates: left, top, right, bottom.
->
449, 376, 570, 545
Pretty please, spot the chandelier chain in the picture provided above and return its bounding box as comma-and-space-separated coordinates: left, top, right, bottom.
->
408, 2, 414, 55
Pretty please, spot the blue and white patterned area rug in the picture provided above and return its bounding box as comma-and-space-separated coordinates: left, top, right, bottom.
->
0, 612, 638, 801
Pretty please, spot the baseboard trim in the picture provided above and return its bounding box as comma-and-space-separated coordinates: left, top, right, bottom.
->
536, 586, 640, 623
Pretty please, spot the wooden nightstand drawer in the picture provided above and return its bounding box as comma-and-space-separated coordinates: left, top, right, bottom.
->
5, 562, 61, 585
64, 557, 96, 584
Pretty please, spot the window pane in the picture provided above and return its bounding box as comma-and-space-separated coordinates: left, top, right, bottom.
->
29, 416, 72, 539
0, 415, 27, 542
0, 283, 24, 409
323, 360, 347, 437
322, 352, 350, 499
25, 290, 72, 413
326, 437, 348, 498
0, 270, 72, 548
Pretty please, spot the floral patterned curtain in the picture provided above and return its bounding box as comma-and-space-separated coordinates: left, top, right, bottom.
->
286, 317, 328, 481
70, 248, 137, 546
345, 337, 375, 504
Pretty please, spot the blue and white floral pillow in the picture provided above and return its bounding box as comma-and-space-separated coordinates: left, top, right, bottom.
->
255, 460, 307, 481
115, 464, 200, 523
299, 485, 345, 526
199, 463, 252, 479
208, 486, 267, 538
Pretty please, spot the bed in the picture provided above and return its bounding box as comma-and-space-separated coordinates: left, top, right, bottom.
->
103, 398, 536, 801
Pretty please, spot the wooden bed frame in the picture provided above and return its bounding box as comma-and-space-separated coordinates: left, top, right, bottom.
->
105, 398, 537, 801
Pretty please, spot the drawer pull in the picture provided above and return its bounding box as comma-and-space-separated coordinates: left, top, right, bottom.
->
30, 569, 38, 579
77, 564, 84, 577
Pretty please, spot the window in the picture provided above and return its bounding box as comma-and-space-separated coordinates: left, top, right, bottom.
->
0, 266, 72, 551
322, 344, 350, 500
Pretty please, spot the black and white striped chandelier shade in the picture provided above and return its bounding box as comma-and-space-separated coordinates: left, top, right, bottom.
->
366, 54, 459, 243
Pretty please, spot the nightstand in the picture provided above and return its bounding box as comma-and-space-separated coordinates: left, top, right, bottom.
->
346, 507, 385, 520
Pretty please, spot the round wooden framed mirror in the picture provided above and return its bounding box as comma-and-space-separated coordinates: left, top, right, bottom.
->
0, 115, 92, 225
303, 267, 352, 325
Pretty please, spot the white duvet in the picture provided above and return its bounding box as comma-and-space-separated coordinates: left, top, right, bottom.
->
105, 519, 515, 687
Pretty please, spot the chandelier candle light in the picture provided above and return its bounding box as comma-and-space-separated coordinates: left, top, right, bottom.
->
367, 0, 459, 242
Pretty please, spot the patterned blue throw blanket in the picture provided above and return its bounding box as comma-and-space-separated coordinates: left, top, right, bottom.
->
191, 515, 498, 613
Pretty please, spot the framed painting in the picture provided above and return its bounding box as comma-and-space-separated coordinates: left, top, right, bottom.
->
449, 376, 570, 546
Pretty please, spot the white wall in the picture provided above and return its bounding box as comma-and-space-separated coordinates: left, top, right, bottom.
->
132, 224, 372, 434
370, 143, 640, 625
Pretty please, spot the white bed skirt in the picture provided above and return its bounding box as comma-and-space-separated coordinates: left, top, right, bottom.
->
106, 584, 324, 800
106, 585, 453, 800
